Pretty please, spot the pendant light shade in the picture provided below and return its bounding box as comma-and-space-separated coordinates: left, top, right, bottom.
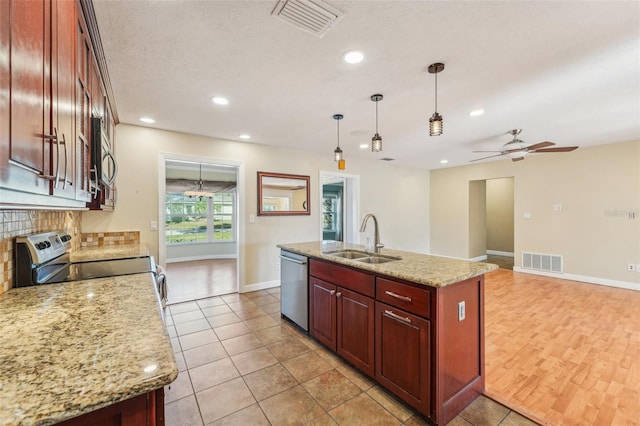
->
371, 94, 383, 152
428, 63, 445, 137
332, 114, 345, 170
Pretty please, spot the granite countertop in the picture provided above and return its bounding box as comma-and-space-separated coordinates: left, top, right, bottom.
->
0, 273, 177, 426
278, 241, 498, 288
69, 243, 150, 262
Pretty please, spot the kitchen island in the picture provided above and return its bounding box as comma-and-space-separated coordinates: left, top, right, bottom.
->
278, 241, 497, 425
0, 273, 177, 426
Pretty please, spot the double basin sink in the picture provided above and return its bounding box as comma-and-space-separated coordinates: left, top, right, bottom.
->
324, 249, 401, 265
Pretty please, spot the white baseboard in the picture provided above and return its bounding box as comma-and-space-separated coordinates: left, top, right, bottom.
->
241, 280, 280, 294
486, 250, 514, 257
513, 267, 640, 292
470, 255, 488, 262
166, 254, 237, 263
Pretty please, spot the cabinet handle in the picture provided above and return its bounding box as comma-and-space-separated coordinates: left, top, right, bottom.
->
279, 255, 307, 265
38, 128, 59, 184
384, 310, 412, 324
60, 133, 69, 189
102, 151, 118, 185
385, 291, 412, 302
90, 167, 99, 196
329, 290, 336, 296
336, 292, 342, 298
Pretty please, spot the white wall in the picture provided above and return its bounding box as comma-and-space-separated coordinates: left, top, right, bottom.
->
83, 124, 430, 291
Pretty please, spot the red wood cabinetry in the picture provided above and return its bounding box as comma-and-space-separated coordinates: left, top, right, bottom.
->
309, 260, 375, 377
306, 257, 485, 425
57, 388, 165, 426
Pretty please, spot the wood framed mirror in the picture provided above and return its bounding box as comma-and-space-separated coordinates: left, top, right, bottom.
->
258, 172, 310, 216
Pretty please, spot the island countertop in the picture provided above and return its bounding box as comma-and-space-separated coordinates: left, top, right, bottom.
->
277, 241, 498, 288
69, 243, 150, 262
0, 273, 177, 426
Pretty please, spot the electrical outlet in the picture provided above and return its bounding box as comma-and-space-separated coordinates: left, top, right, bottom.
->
275, 260, 280, 270
458, 301, 466, 321
628, 263, 636, 272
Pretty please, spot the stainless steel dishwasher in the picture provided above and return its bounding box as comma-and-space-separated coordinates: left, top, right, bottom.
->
280, 250, 309, 331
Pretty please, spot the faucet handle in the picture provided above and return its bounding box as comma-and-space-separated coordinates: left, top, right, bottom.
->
376, 243, 385, 249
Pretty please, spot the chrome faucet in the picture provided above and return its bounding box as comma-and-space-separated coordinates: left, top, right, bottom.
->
359, 214, 384, 254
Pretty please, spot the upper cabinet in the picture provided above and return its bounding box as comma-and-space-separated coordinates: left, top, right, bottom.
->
0, 0, 117, 209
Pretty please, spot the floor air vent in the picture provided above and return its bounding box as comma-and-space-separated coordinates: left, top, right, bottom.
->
271, 0, 344, 38
522, 252, 563, 273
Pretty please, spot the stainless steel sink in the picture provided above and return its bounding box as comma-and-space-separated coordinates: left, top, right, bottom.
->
325, 250, 400, 264
355, 256, 397, 264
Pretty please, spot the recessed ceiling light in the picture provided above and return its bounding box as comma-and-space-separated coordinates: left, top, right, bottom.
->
342, 50, 364, 64
239, 134, 250, 139
440, 159, 449, 164
469, 109, 484, 117
139, 117, 155, 123
211, 96, 229, 105
359, 144, 369, 149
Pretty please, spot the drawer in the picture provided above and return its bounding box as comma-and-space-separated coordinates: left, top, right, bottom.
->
310, 259, 375, 298
376, 278, 430, 318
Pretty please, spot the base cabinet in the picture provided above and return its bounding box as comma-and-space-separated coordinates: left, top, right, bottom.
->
307, 258, 485, 425
375, 301, 430, 415
56, 388, 164, 426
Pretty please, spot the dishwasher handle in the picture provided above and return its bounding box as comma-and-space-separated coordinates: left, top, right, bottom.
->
279, 255, 307, 265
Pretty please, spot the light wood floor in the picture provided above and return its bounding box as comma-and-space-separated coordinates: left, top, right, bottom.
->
165, 259, 237, 305
485, 269, 640, 426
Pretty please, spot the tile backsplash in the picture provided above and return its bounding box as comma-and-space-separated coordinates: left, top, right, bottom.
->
81, 231, 139, 247
0, 210, 82, 295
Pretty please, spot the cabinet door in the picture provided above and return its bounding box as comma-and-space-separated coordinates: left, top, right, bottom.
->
1, 0, 52, 195
337, 287, 374, 377
375, 301, 431, 416
51, 0, 76, 199
309, 277, 336, 350
76, 8, 94, 202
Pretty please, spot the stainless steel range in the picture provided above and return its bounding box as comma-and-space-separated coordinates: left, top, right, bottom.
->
15, 231, 157, 287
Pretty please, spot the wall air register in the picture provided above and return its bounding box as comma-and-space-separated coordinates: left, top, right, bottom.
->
522, 252, 563, 273
271, 0, 344, 38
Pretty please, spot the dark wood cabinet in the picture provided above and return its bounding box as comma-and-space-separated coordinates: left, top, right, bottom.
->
305, 256, 485, 425
375, 301, 430, 415
0, 0, 113, 208
309, 260, 375, 377
57, 388, 164, 426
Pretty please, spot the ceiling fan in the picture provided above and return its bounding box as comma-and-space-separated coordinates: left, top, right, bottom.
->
470, 129, 579, 162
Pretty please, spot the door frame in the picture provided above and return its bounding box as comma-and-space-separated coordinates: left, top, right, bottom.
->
158, 152, 245, 292
319, 171, 360, 243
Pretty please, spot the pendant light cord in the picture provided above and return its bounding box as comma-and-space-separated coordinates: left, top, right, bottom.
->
337, 118, 340, 148
434, 71, 438, 113
375, 100, 379, 132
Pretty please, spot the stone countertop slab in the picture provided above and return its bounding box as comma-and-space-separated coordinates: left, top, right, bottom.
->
0, 273, 177, 426
278, 241, 498, 288
69, 243, 150, 262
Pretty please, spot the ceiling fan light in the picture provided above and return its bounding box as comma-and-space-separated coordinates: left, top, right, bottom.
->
429, 112, 443, 136
371, 133, 382, 152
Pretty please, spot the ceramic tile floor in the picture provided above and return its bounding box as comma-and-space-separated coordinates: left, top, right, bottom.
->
164, 289, 537, 426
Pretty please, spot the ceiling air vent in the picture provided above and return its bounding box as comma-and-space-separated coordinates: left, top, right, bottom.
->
271, 0, 344, 38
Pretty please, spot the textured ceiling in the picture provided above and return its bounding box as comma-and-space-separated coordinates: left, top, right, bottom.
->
93, 0, 640, 170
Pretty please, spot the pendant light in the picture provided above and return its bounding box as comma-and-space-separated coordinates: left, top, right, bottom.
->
370, 94, 383, 152
428, 62, 445, 136
184, 164, 214, 199
332, 114, 345, 170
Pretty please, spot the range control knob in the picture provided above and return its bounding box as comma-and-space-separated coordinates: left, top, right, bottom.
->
36, 242, 47, 250
44, 240, 52, 248
61, 234, 72, 242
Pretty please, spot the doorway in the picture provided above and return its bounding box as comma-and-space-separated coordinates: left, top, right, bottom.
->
469, 177, 514, 269
159, 156, 241, 304
320, 171, 360, 243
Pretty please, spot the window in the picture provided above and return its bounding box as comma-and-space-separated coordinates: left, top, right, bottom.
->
165, 193, 235, 244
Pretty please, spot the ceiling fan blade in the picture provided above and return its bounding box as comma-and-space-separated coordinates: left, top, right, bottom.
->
532, 146, 579, 153
511, 157, 525, 162
472, 150, 503, 153
469, 153, 506, 162
525, 141, 555, 150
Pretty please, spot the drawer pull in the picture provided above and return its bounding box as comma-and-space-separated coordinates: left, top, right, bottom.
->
385, 291, 412, 302
384, 310, 412, 324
